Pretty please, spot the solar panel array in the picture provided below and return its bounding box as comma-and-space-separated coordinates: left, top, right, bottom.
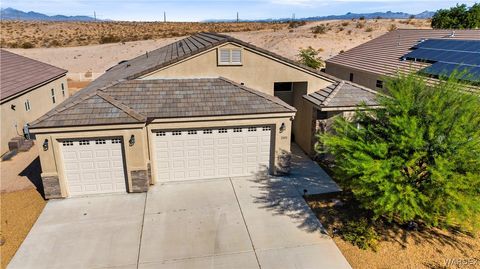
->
402, 39, 480, 82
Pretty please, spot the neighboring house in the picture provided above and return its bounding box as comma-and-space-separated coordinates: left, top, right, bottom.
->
325, 29, 480, 90
29, 33, 377, 198
0, 49, 68, 155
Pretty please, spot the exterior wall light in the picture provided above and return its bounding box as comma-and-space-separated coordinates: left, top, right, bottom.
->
129, 135, 135, 146
279, 123, 286, 133
43, 139, 49, 151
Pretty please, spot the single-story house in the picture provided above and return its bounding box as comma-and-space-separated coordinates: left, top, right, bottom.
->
1, 49, 69, 155
29, 33, 378, 198
325, 29, 480, 90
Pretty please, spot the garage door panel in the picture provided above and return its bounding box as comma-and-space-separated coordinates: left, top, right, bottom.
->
96, 161, 110, 169
154, 125, 271, 182
61, 138, 127, 196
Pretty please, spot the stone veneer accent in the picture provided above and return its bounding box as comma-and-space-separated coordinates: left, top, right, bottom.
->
147, 163, 152, 185
131, 170, 149, 192
42, 175, 62, 199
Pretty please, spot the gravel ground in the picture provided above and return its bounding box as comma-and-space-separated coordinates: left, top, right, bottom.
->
0, 189, 46, 269
307, 195, 480, 269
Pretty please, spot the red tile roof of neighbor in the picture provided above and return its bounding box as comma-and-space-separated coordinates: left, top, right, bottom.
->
326, 29, 480, 77
0, 49, 67, 102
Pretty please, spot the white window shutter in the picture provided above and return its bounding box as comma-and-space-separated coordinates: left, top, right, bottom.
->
231, 49, 241, 63
219, 49, 230, 63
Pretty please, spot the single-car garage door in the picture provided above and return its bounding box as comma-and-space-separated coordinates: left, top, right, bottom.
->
60, 138, 127, 196
154, 126, 272, 182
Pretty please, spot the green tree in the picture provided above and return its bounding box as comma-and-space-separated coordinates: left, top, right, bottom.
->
466, 3, 480, 29
297, 47, 324, 69
431, 3, 480, 29
318, 74, 480, 232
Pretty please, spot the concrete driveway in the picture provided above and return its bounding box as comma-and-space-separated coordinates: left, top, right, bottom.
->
9, 146, 351, 269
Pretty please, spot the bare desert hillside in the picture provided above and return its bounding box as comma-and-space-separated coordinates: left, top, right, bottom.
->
4, 19, 430, 91
0, 21, 286, 48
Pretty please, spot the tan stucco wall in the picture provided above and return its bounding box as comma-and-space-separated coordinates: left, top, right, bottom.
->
325, 62, 381, 90
34, 126, 149, 197
292, 82, 316, 156
1, 76, 69, 155
143, 43, 333, 96
32, 113, 293, 197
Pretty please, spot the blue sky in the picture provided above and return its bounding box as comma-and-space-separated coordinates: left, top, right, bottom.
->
2, 0, 477, 21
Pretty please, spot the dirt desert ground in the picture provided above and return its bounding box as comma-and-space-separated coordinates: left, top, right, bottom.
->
5, 19, 430, 88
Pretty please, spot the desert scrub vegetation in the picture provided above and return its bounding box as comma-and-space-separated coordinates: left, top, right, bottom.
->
311, 24, 328, 34
297, 47, 324, 69
0, 21, 287, 48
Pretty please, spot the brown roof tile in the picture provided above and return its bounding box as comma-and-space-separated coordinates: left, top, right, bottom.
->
303, 80, 379, 110
326, 29, 480, 77
0, 49, 67, 102
31, 78, 295, 128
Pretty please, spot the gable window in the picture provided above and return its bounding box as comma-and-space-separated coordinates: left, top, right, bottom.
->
349, 73, 354, 82
51, 88, 56, 104
218, 48, 242, 65
61, 83, 65, 97
25, 100, 31, 111
376, 80, 383, 89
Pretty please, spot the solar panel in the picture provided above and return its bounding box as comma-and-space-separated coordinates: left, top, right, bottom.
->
403, 38, 480, 83
421, 62, 480, 82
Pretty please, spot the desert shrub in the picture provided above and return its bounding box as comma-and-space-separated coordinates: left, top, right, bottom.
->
311, 24, 327, 34
347, 30, 352, 35
341, 21, 350, 26
365, 27, 373, 32
355, 22, 365, 29
297, 46, 324, 69
388, 24, 398, 32
319, 73, 480, 233
7, 42, 18, 49
288, 20, 306, 28
99, 35, 121, 44
341, 218, 379, 250
337, 27, 345, 32
49, 39, 61, 47
359, 16, 365, 20
21, 42, 34, 49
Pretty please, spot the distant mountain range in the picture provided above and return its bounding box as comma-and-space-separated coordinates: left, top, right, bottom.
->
206, 11, 436, 23
0, 7, 98, 21
1, 7, 435, 22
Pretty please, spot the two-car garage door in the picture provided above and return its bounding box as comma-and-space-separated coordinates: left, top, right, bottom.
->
154, 126, 272, 182
59, 125, 273, 196
61, 138, 127, 196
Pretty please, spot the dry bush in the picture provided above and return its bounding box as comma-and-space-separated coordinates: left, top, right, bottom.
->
365, 27, 373, 32
356, 22, 365, 29
311, 24, 327, 34
388, 24, 398, 32
341, 21, 350, 26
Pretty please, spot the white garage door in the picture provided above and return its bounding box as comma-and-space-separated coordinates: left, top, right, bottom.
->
154, 126, 272, 182
61, 138, 127, 196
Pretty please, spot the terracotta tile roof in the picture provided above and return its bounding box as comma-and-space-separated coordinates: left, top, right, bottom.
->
0, 49, 67, 102
303, 81, 379, 110
326, 29, 480, 77
31, 78, 295, 128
